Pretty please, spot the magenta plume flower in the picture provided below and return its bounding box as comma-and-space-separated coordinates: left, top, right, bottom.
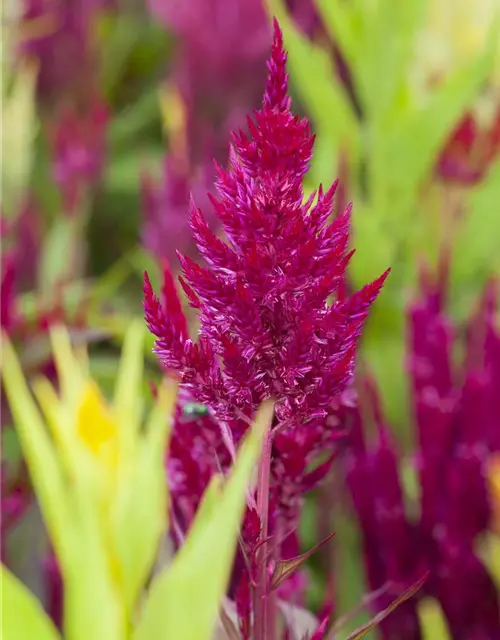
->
141, 149, 214, 264
144, 18, 389, 435
345, 265, 500, 639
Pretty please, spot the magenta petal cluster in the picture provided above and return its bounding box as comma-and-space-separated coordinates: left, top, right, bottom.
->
345, 265, 500, 639
141, 151, 215, 263
144, 19, 389, 434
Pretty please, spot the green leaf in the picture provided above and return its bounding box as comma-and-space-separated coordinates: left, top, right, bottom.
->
271, 532, 336, 590
386, 18, 499, 211
38, 215, 87, 294
1, 566, 61, 640
450, 158, 500, 299
108, 91, 161, 149
133, 402, 274, 640
1, 426, 22, 463
113, 320, 145, 450
98, 14, 143, 100
1, 59, 38, 217
418, 598, 451, 640
0, 335, 75, 565
105, 147, 164, 193
314, 0, 359, 71
62, 475, 124, 640
110, 379, 177, 613
316, 0, 424, 121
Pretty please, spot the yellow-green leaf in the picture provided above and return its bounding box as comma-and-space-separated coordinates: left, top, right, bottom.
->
0, 335, 74, 565
418, 597, 451, 640
1, 566, 61, 640
110, 379, 177, 613
113, 320, 145, 467
133, 402, 274, 640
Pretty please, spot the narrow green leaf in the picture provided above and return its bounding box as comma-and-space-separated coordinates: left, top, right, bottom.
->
451, 158, 500, 296
113, 320, 145, 454
108, 91, 162, 149
418, 598, 452, 640
38, 216, 86, 294
314, 0, 358, 70
1, 59, 38, 217
105, 147, 163, 193
0, 335, 75, 565
110, 380, 177, 612
133, 402, 274, 640
1, 566, 61, 640
62, 475, 124, 640
98, 14, 142, 99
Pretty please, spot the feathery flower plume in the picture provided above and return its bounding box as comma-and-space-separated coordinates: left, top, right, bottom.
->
145, 21, 388, 635
144, 18, 389, 435
345, 261, 500, 639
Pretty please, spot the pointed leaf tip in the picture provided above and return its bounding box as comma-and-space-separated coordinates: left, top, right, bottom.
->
344, 572, 429, 639
271, 531, 336, 590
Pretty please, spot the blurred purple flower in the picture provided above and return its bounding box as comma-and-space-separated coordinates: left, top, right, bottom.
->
50, 97, 109, 213
437, 109, 500, 185
0, 464, 31, 563
345, 262, 500, 639
141, 150, 215, 264
147, 0, 271, 164
42, 552, 63, 629
18, 0, 113, 104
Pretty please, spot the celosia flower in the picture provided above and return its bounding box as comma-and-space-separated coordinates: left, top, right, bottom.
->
144, 18, 388, 433
345, 263, 500, 639
437, 108, 500, 184
147, 0, 271, 164
145, 21, 388, 633
18, 0, 113, 104
141, 148, 214, 264
50, 97, 109, 212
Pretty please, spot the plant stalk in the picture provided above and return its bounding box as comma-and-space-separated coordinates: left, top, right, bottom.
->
253, 431, 274, 640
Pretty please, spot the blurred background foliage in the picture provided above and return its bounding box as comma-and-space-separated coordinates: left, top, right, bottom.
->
1, 0, 500, 636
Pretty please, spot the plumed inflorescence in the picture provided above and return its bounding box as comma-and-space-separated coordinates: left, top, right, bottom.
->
345, 261, 500, 639
144, 19, 389, 439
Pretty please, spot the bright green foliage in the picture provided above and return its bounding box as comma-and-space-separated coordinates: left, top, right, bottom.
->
1, 567, 61, 640
1, 325, 271, 640
417, 598, 452, 640
1, 3, 38, 218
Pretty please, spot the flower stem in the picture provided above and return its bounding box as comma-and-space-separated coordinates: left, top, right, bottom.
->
254, 431, 273, 640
